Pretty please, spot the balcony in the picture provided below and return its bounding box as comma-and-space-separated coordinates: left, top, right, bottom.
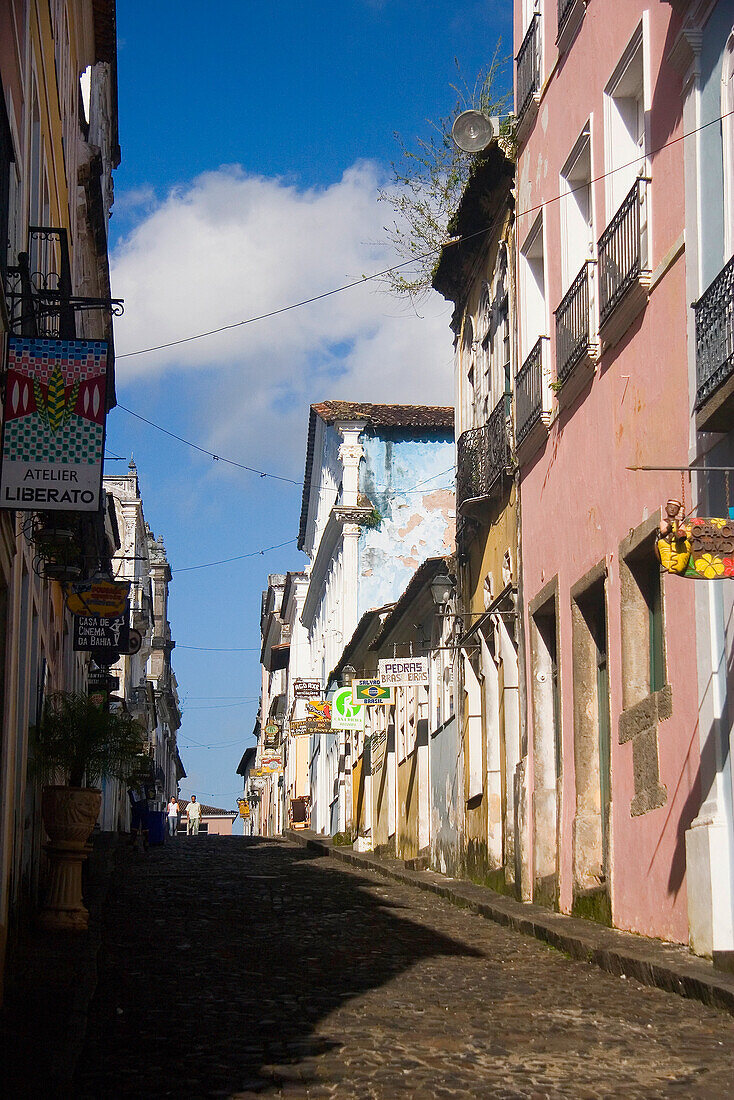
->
555, 259, 599, 403
515, 337, 552, 461
516, 14, 541, 138
557, 0, 585, 53
597, 177, 651, 350
694, 255, 734, 431
456, 396, 512, 515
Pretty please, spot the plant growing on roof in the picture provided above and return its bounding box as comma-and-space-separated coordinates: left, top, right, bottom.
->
379, 47, 512, 302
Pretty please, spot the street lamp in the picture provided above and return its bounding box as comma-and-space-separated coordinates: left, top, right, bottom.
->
430, 574, 454, 607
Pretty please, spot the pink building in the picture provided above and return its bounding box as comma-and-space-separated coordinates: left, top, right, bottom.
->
514, 1, 698, 942
179, 801, 238, 836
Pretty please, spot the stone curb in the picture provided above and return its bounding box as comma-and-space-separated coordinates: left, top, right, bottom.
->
287, 830, 734, 1016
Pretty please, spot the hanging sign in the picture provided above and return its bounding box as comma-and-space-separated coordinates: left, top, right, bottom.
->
263, 721, 280, 746
353, 678, 394, 705
0, 336, 108, 512
378, 656, 430, 686
290, 717, 331, 736
65, 578, 130, 617
293, 679, 322, 698
330, 687, 365, 731
74, 613, 129, 653
657, 515, 734, 579
306, 699, 331, 722
237, 799, 251, 818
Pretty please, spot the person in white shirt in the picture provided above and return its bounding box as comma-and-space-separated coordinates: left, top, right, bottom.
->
166, 797, 179, 837
187, 795, 202, 836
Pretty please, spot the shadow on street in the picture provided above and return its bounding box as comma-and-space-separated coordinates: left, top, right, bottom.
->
74, 835, 482, 1096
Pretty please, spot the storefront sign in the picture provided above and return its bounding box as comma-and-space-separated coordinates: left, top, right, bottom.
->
331, 686, 365, 731
293, 678, 322, 698
73, 613, 129, 653
237, 799, 251, 818
263, 721, 280, 746
290, 717, 331, 736
306, 699, 331, 722
65, 578, 130, 617
378, 657, 429, 686
0, 336, 108, 512
657, 517, 734, 579
353, 679, 394, 705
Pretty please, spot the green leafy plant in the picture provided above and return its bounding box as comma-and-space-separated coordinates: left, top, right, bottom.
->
379, 47, 512, 302
31, 691, 146, 788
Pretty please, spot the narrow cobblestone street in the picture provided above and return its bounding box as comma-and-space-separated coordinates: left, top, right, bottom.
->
70, 835, 734, 1098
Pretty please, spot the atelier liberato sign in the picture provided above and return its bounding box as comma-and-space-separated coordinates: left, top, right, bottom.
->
330, 687, 365, 731
378, 657, 430, 687
73, 613, 129, 653
353, 679, 394, 705
0, 336, 108, 512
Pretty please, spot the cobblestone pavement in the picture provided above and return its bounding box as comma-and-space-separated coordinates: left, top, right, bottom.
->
75, 836, 734, 1099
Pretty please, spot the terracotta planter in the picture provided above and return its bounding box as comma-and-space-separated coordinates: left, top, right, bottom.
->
39, 786, 102, 931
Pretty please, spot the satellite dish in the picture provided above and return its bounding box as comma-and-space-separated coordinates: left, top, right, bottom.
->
451, 110, 496, 153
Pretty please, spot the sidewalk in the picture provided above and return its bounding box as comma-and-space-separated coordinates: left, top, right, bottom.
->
287, 829, 734, 1015
0, 831, 121, 1093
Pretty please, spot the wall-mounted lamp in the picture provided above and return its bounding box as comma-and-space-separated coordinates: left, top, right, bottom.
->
430, 574, 454, 607
341, 664, 357, 687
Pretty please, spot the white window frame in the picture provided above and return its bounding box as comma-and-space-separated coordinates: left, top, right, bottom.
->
560, 123, 594, 291
722, 27, 734, 261
519, 211, 548, 362
603, 19, 650, 220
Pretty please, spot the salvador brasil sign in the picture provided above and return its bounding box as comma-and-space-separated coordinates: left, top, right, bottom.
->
352, 679, 393, 705
0, 336, 109, 512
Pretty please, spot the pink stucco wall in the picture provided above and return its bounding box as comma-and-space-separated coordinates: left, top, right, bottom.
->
516, 1, 698, 942
204, 817, 236, 836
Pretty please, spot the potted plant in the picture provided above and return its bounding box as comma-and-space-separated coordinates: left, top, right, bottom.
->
32, 690, 145, 930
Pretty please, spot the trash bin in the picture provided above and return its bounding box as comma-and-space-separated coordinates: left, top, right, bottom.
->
147, 805, 166, 846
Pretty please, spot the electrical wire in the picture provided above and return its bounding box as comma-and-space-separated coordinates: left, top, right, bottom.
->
115, 109, 734, 362
115, 400, 456, 498
174, 538, 298, 572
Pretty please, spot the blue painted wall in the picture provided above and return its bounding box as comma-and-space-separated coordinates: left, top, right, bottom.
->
357, 429, 455, 619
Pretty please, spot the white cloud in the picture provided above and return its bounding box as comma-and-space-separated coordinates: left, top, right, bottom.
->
110, 163, 453, 472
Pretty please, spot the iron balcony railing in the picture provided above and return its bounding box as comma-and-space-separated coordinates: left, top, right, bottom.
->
557, 0, 577, 36
598, 177, 649, 329
516, 337, 548, 446
456, 395, 511, 511
516, 14, 541, 122
694, 254, 734, 411
555, 260, 596, 383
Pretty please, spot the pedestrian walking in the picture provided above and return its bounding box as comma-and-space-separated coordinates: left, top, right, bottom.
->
187, 795, 202, 836
166, 796, 179, 837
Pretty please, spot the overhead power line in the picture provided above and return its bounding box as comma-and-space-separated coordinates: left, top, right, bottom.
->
114, 403, 455, 498
115, 110, 733, 361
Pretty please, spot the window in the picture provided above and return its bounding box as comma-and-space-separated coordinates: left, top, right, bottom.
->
604, 25, 646, 217
461, 316, 475, 435
520, 214, 547, 360
723, 29, 734, 260
560, 126, 593, 290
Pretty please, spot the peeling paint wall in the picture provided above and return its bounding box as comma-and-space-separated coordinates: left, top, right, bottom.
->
429, 716, 463, 877
358, 431, 455, 618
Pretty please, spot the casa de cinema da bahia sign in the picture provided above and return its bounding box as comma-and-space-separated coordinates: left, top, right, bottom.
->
0, 335, 109, 512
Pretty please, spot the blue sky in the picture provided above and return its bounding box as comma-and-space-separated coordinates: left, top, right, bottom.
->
105, 0, 512, 811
